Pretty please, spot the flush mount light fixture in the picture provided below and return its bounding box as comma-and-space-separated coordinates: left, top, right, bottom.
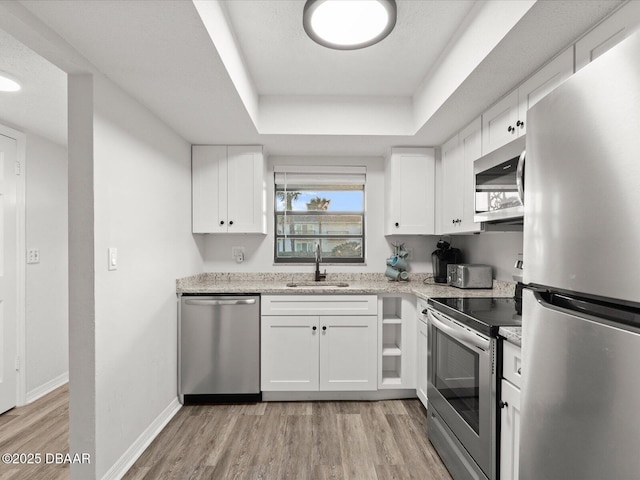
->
303, 0, 397, 50
0, 72, 21, 92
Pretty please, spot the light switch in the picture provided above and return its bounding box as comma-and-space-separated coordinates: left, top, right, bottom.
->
108, 247, 117, 271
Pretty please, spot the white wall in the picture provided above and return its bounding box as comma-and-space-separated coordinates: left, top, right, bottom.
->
68, 72, 204, 479
90, 74, 203, 478
456, 231, 523, 281
201, 155, 441, 274
25, 133, 69, 398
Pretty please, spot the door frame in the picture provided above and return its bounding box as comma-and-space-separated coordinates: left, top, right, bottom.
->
0, 123, 27, 407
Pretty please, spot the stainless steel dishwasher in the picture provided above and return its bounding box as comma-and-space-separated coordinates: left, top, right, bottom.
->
179, 294, 260, 404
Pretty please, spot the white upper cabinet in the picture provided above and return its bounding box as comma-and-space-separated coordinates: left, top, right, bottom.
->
192, 145, 266, 234
482, 48, 573, 155
576, 1, 640, 71
440, 118, 482, 235
440, 133, 463, 235
384, 147, 436, 235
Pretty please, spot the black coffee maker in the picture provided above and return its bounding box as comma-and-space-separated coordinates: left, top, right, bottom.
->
431, 240, 462, 283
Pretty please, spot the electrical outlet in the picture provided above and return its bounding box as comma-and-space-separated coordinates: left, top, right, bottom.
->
232, 246, 245, 263
27, 248, 40, 264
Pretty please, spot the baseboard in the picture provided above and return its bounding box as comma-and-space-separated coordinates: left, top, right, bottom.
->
25, 372, 69, 404
100, 397, 182, 480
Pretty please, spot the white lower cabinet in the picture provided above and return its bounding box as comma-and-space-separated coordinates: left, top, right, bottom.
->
416, 303, 428, 409
500, 341, 522, 480
261, 295, 378, 392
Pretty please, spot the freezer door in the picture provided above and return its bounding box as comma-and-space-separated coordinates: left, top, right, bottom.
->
523, 32, 640, 303
520, 289, 640, 480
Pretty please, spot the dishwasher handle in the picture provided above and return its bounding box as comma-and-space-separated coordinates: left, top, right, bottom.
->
184, 298, 257, 306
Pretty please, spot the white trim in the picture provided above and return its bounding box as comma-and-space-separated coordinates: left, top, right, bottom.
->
262, 389, 416, 402
274, 165, 366, 174
0, 123, 27, 407
25, 372, 68, 404
100, 398, 182, 480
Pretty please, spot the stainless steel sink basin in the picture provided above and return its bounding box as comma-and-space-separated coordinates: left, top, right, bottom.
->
286, 282, 349, 288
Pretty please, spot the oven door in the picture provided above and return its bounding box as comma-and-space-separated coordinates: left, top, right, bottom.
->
427, 307, 495, 477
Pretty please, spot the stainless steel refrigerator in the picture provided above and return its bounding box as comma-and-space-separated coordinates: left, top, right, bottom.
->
521, 32, 640, 479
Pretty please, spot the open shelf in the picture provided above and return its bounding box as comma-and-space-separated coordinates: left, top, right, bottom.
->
382, 344, 402, 356
382, 315, 402, 324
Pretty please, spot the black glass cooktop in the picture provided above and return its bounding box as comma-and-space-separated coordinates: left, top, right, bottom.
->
428, 297, 522, 337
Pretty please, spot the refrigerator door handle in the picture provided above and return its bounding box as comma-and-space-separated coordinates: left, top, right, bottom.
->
516, 149, 526, 205
184, 299, 257, 306
533, 290, 640, 330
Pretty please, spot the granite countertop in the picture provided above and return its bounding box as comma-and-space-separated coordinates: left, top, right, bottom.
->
499, 326, 522, 347
177, 272, 516, 300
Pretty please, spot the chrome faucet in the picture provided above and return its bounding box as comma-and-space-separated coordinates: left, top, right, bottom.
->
315, 243, 327, 282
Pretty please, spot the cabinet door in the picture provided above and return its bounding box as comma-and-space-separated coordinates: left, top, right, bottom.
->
575, 1, 640, 71
500, 379, 521, 480
261, 316, 319, 391
517, 47, 573, 135
459, 118, 483, 233
226, 146, 266, 233
482, 89, 519, 155
319, 315, 377, 391
192, 145, 227, 233
416, 319, 428, 409
440, 134, 463, 235
385, 148, 435, 235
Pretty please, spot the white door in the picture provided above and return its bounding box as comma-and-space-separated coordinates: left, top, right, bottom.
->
0, 133, 17, 414
226, 146, 264, 233
500, 379, 521, 480
319, 315, 377, 391
261, 315, 319, 391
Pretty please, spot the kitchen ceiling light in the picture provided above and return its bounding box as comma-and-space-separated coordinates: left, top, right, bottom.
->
0, 73, 21, 92
303, 0, 397, 50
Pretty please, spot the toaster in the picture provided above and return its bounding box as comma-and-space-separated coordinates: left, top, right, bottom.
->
447, 264, 493, 289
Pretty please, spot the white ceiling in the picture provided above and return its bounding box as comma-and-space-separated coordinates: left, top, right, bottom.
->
224, 0, 475, 96
0, 0, 625, 155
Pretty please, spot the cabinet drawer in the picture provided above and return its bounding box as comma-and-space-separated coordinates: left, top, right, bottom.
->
502, 340, 522, 388
262, 295, 377, 316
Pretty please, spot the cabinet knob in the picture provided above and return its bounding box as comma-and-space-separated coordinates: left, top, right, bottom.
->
219, 220, 225, 225
516, 120, 524, 127
229, 220, 234, 226
312, 326, 317, 331
394, 222, 399, 228
322, 326, 327, 331
508, 125, 514, 133
499, 401, 509, 409
517, 367, 522, 375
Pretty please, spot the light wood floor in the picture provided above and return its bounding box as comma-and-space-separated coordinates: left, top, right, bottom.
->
124, 398, 453, 480
0, 386, 453, 480
0, 384, 69, 480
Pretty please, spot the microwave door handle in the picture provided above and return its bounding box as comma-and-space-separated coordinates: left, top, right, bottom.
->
516, 149, 526, 205
428, 310, 490, 351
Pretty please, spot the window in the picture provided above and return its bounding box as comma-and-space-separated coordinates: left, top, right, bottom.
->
274, 168, 365, 264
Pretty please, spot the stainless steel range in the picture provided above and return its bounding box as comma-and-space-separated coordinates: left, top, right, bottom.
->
426, 297, 521, 480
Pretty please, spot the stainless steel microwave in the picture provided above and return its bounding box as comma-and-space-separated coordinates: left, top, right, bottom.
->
474, 136, 525, 223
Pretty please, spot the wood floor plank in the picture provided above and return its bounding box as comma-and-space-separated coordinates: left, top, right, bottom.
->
361, 405, 404, 466
311, 403, 342, 466
337, 414, 374, 466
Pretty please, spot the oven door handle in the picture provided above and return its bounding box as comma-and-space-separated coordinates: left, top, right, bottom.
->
428, 309, 490, 352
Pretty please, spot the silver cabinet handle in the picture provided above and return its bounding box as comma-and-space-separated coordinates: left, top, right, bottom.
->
184, 298, 256, 306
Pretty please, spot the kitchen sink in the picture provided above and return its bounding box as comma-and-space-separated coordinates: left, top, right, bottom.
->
286, 282, 349, 288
